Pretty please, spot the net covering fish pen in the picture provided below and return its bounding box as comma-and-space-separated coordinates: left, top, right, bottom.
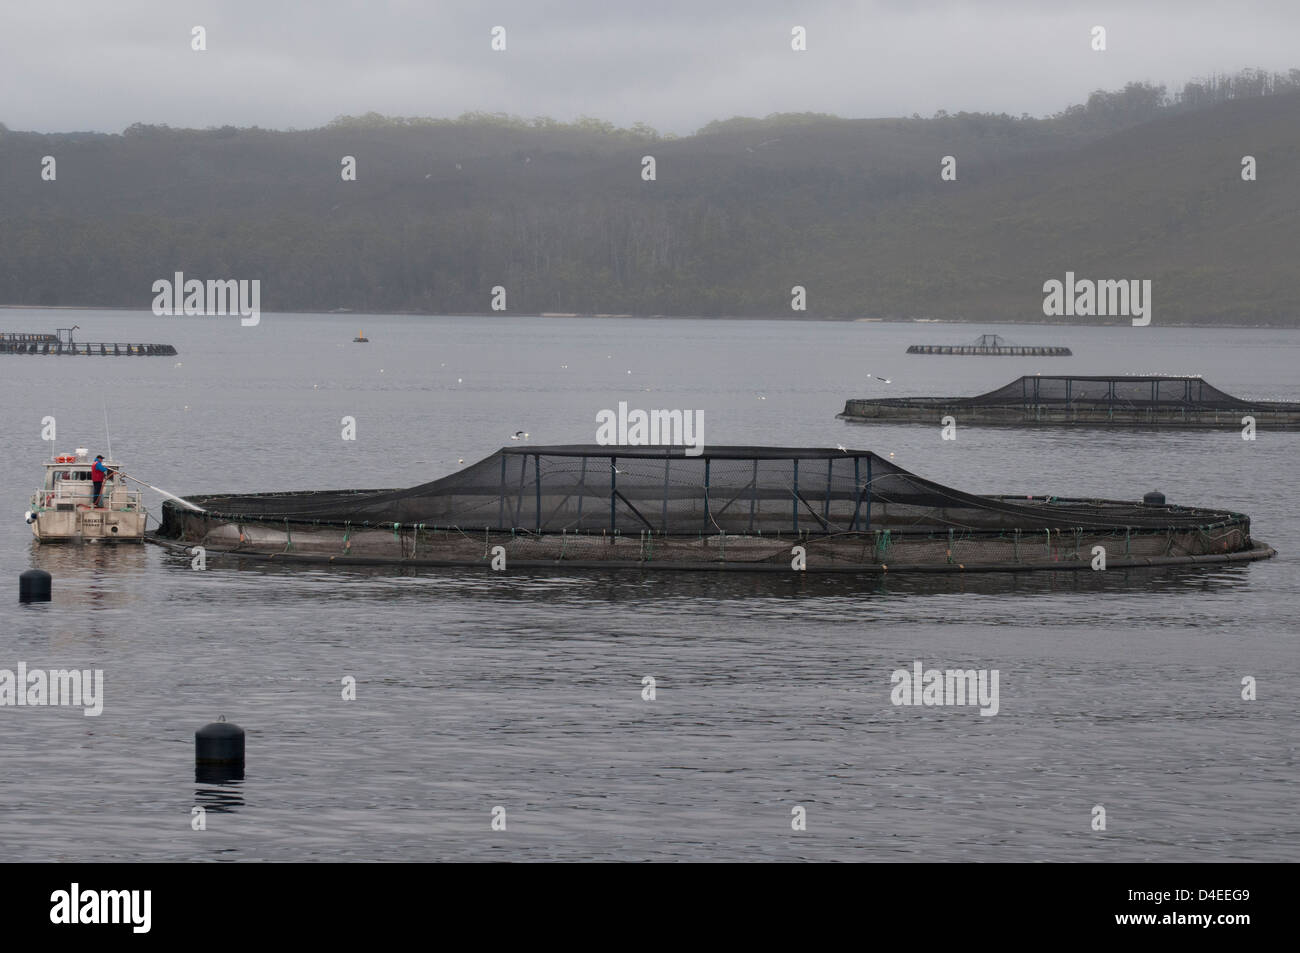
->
840, 375, 1300, 429
156, 446, 1272, 572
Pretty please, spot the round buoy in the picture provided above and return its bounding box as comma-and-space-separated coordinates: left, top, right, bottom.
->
1143, 491, 1166, 506
196, 716, 245, 766
19, 569, 51, 603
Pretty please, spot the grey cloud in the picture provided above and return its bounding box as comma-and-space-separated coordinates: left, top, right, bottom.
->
1, 0, 1296, 133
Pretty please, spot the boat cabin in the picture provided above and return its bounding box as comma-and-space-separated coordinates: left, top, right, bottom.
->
40, 451, 117, 506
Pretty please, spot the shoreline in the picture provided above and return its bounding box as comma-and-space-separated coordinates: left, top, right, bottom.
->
0, 304, 1291, 329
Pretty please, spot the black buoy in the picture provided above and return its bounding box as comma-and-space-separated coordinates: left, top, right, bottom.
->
19, 569, 51, 603
196, 717, 245, 782
1143, 491, 1167, 506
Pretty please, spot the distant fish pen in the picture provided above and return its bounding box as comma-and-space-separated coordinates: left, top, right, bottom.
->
906, 334, 1071, 356
154, 446, 1273, 573
1, 329, 177, 356
840, 375, 1300, 429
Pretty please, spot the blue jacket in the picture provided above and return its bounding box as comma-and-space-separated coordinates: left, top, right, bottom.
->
92, 460, 109, 482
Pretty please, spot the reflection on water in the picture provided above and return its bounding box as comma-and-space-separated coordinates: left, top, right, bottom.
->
195, 778, 245, 813
30, 539, 150, 574
28, 541, 152, 610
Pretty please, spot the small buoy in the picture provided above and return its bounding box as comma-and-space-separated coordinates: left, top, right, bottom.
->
196, 716, 245, 781
19, 569, 51, 603
1143, 491, 1166, 506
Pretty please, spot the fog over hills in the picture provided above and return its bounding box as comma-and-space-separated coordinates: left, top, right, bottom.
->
1, 71, 1296, 324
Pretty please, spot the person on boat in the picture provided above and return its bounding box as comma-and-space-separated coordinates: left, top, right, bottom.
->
90, 455, 110, 508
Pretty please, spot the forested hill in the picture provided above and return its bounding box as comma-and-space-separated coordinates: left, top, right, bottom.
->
1, 72, 1297, 324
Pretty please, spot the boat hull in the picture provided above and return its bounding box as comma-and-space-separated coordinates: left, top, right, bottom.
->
31, 507, 147, 542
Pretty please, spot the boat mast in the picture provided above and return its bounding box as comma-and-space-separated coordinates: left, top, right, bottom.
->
102, 401, 113, 462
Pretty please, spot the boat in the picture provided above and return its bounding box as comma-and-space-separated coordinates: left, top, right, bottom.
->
27, 449, 146, 542
153, 445, 1273, 573
839, 375, 1300, 429
353, 331, 369, 342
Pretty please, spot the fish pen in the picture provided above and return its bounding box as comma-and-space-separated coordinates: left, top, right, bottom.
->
154, 446, 1273, 573
906, 334, 1071, 356
840, 375, 1300, 429
0, 329, 177, 356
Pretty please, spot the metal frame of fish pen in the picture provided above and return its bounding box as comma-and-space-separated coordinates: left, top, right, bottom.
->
0, 340, 177, 356
154, 446, 1273, 573
1, 332, 60, 343
147, 521, 1273, 573
905, 345, 1072, 356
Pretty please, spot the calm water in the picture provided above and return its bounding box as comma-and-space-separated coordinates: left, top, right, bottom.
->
1, 309, 1297, 861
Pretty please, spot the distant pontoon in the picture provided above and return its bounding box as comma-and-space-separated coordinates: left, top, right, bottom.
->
905, 334, 1071, 356
1, 328, 177, 356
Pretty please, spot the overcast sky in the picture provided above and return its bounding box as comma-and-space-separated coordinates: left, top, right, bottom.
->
2, 0, 1296, 135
